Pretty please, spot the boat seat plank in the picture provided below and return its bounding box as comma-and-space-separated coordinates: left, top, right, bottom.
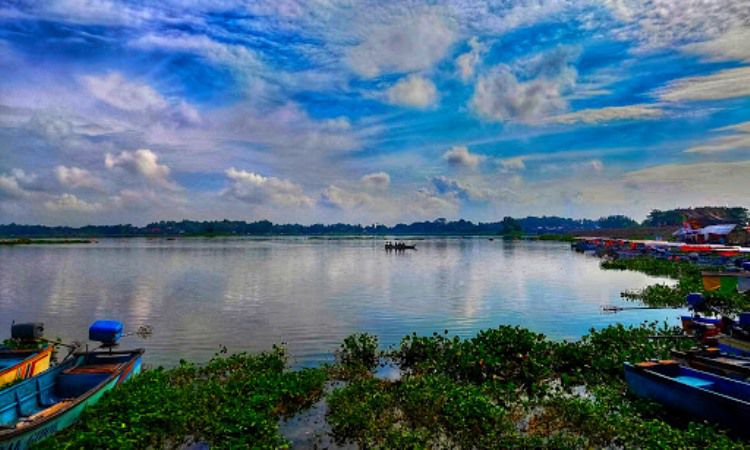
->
15, 400, 74, 429
63, 363, 122, 375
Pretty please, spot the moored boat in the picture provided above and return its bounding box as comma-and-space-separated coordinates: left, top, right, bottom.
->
0, 347, 53, 390
0, 323, 53, 389
0, 348, 143, 449
672, 348, 750, 380
624, 360, 750, 435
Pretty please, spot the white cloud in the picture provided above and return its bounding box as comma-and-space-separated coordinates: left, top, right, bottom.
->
361, 172, 390, 190
55, 166, 103, 190
658, 67, 750, 102
83, 72, 167, 112
602, 0, 750, 54
0, 170, 32, 200
431, 176, 489, 201
471, 47, 578, 123
683, 27, 750, 63
319, 185, 370, 210
499, 157, 526, 172
224, 168, 312, 207
105, 149, 179, 190
45, 193, 102, 213
456, 37, 483, 82
550, 104, 662, 124
443, 145, 484, 169
130, 32, 262, 73
345, 7, 457, 78
385, 75, 438, 109
685, 120, 750, 154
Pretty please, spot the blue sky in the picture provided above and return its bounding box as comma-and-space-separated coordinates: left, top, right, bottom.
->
0, 0, 749, 225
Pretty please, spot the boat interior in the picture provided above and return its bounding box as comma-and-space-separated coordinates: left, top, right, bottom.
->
0, 350, 36, 372
641, 361, 750, 401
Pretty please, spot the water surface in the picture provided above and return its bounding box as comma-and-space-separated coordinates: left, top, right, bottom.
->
0, 238, 681, 367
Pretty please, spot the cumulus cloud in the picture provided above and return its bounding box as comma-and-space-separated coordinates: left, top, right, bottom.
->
658, 67, 750, 101
319, 185, 370, 210
105, 149, 179, 190
443, 146, 484, 169
550, 105, 662, 124
456, 37, 483, 82
685, 121, 750, 154
499, 157, 526, 172
0, 170, 32, 200
471, 46, 578, 123
346, 7, 457, 78
361, 172, 390, 190
44, 193, 102, 212
431, 176, 489, 201
55, 166, 103, 190
224, 168, 312, 207
385, 75, 437, 109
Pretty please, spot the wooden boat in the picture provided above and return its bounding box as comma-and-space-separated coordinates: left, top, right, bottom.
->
0, 348, 143, 449
0, 346, 53, 390
625, 360, 750, 435
719, 335, 750, 357
672, 348, 750, 380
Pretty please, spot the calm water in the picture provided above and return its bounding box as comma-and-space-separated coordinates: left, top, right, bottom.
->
0, 238, 682, 367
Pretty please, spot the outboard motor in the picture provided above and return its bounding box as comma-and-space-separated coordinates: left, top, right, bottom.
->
11, 322, 44, 342
89, 320, 124, 347
686, 293, 706, 312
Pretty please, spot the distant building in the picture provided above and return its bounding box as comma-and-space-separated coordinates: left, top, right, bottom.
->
673, 224, 750, 245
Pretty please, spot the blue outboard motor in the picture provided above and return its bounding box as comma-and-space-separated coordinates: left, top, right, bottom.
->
89, 320, 124, 347
686, 293, 706, 311
739, 312, 750, 329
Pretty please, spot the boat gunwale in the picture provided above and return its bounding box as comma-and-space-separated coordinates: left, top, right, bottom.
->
0, 348, 144, 440
625, 362, 750, 408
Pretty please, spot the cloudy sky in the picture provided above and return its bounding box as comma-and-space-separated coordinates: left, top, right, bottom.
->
1, 0, 749, 225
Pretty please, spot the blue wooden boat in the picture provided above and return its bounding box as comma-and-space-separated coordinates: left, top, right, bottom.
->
625, 360, 750, 435
0, 348, 143, 449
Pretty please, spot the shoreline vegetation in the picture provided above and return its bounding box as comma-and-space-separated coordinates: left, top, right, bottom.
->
0, 238, 94, 245
38, 323, 744, 449
3, 206, 745, 239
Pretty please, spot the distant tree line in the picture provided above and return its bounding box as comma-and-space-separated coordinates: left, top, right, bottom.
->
0, 207, 745, 237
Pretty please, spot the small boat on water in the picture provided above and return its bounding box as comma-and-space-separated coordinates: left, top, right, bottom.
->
625, 360, 750, 435
0, 348, 143, 449
672, 348, 750, 380
384, 241, 416, 251
0, 324, 53, 389
0, 320, 144, 449
0, 347, 53, 390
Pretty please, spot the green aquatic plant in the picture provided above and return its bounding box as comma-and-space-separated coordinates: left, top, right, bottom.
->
35, 323, 747, 449
602, 256, 750, 315
36, 346, 326, 449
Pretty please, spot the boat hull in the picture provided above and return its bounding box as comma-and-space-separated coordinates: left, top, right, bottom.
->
0, 350, 142, 450
0, 347, 53, 389
625, 362, 750, 435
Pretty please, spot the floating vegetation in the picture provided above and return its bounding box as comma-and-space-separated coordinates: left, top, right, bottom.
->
33, 322, 749, 448
601, 257, 750, 315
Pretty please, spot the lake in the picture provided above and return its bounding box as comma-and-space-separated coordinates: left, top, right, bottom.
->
0, 238, 682, 367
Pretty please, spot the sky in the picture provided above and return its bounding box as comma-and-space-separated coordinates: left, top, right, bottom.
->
0, 0, 749, 226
